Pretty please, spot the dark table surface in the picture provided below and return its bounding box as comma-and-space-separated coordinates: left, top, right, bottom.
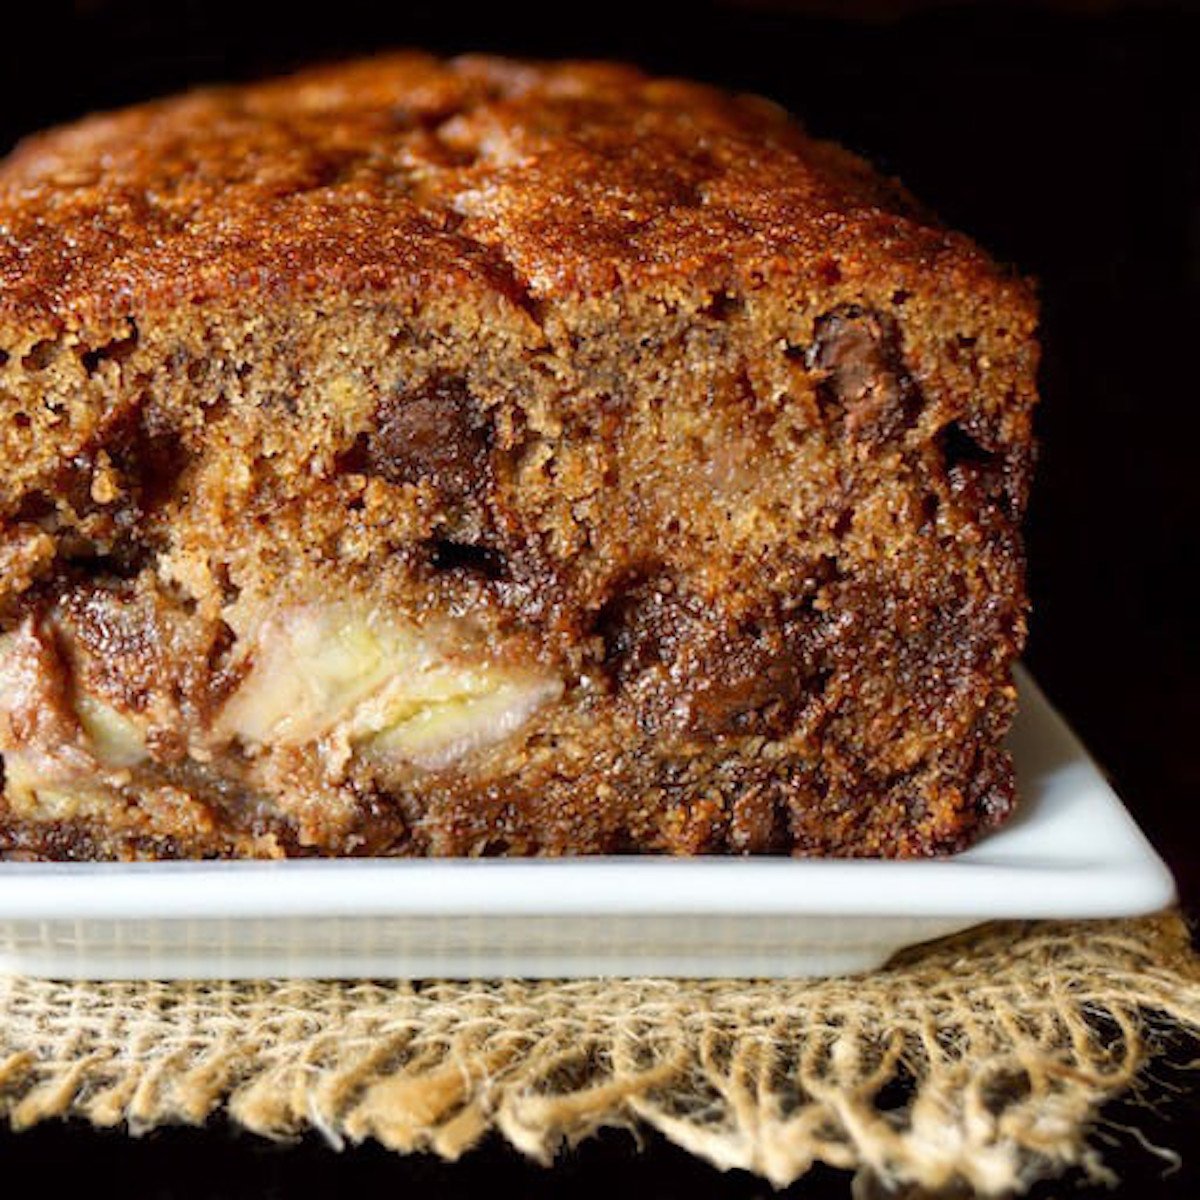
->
2, 2, 1197, 1195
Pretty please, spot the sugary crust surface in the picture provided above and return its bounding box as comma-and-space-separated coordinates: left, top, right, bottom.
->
0, 54, 1038, 861
0, 53, 1023, 337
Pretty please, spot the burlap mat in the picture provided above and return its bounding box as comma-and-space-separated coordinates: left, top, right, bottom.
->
2, 914, 1198, 1195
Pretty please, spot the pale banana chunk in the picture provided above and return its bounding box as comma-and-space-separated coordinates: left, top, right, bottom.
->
216, 601, 562, 770
216, 603, 424, 746
360, 670, 563, 771
75, 694, 147, 769
0, 622, 144, 804
0, 752, 46, 811
0, 751, 108, 820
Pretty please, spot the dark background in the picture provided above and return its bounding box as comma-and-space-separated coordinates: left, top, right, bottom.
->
2, 1, 1198, 1195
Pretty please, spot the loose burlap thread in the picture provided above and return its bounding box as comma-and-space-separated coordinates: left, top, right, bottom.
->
2, 915, 1199, 1195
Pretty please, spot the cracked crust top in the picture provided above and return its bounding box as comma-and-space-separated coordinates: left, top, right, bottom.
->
0, 52, 1024, 341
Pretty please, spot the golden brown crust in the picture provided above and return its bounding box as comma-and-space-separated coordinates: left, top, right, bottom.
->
0, 53, 1025, 338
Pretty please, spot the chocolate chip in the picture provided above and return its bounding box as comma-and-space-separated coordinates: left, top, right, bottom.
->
348, 375, 492, 501
808, 305, 918, 443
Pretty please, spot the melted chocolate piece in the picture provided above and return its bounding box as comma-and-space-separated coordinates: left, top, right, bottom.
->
348, 375, 492, 501
809, 306, 918, 444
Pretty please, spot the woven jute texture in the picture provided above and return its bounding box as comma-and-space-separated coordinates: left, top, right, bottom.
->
2, 914, 1199, 1195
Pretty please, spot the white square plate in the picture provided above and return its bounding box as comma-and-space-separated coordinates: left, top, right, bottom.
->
0, 668, 1176, 979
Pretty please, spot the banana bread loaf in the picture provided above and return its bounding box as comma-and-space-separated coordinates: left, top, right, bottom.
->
0, 53, 1038, 860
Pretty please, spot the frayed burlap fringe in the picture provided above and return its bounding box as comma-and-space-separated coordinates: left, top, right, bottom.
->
2, 915, 1198, 1195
